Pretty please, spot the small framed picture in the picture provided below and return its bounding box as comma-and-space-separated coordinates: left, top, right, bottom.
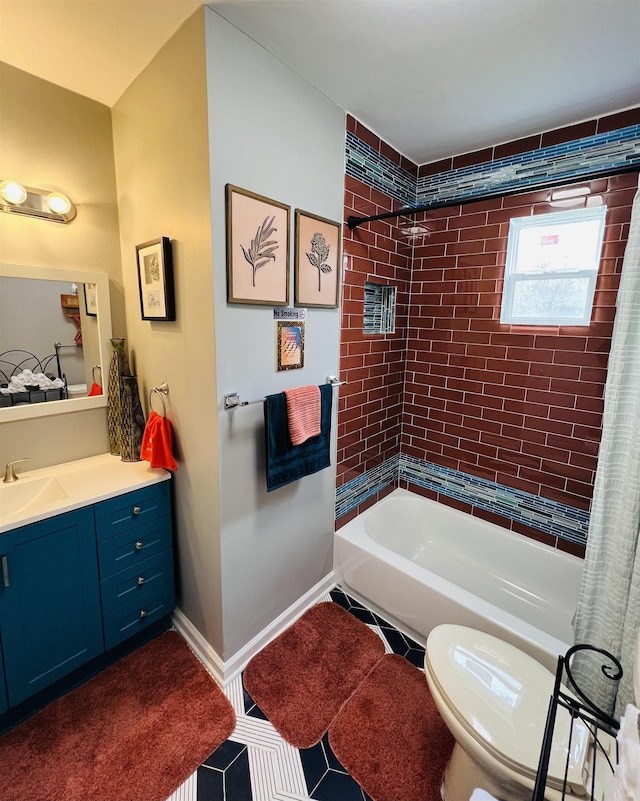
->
226, 184, 290, 306
294, 209, 341, 308
276, 321, 305, 371
135, 237, 175, 321
83, 282, 97, 316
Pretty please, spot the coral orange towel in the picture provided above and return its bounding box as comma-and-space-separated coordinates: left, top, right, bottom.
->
88, 382, 102, 396
284, 385, 321, 445
141, 411, 178, 471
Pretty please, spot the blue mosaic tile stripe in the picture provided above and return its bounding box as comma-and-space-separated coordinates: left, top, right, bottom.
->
400, 455, 589, 545
335, 454, 589, 546
345, 124, 640, 211
345, 131, 416, 206
415, 124, 640, 207
335, 453, 400, 519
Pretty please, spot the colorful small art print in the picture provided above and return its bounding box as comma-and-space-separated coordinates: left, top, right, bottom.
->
135, 237, 175, 321
226, 184, 290, 306
294, 209, 341, 308
276, 321, 305, 371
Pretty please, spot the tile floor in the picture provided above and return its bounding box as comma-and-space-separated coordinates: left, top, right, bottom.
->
166, 586, 427, 801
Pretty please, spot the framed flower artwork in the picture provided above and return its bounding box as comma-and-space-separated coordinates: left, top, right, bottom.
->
294, 209, 341, 308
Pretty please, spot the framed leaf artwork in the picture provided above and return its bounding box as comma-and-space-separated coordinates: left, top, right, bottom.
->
225, 184, 290, 305
294, 209, 341, 308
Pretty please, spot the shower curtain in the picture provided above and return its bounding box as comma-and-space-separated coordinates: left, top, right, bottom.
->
573, 176, 640, 718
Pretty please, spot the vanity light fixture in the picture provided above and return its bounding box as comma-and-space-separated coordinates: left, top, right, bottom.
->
0, 179, 76, 223
0, 180, 28, 205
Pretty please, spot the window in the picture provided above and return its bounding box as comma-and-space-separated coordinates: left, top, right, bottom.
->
500, 205, 607, 326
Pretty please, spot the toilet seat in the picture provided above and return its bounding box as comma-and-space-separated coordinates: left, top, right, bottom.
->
425, 625, 596, 796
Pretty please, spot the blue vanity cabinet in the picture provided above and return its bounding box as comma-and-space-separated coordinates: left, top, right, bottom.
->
0, 645, 8, 714
0, 507, 104, 707
95, 481, 175, 650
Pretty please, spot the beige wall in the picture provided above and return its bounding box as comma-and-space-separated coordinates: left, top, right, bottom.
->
0, 63, 123, 469
111, 10, 223, 653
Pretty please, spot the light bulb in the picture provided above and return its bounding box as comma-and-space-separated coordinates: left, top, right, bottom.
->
0, 180, 27, 205
45, 192, 73, 215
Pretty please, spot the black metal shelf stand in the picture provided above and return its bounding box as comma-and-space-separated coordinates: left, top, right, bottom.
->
533, 644, 622, 801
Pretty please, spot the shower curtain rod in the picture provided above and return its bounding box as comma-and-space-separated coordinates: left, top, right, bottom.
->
346, 163, 640, 229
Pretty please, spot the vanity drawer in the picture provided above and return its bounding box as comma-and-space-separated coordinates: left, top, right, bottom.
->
97, 515, 172, 579
95, 482, 170, 542
100, 549, 174, 616
102, 582, 175, 651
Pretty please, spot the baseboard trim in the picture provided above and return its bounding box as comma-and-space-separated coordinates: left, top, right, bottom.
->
171, 609, 227, 685
172, 571, 336, 687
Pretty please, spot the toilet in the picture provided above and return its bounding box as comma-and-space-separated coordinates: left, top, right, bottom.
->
424, 624, 633, 801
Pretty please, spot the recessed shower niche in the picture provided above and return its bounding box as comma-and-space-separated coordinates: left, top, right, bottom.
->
363, 281, 396, 334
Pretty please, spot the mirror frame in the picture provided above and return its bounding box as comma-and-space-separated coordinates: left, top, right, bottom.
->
0, 263, 112, 423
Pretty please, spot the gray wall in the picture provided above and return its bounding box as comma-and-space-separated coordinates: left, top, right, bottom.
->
205, 8, 345, 661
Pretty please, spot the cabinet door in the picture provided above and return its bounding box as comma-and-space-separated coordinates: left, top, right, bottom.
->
0, 507, 104, 707
0, 645, 7, 714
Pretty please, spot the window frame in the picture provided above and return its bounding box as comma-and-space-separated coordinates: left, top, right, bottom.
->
500, 205, 607, 327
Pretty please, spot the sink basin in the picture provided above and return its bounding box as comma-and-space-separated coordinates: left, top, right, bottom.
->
1, 476, 69, 518
0, 453, 168, 533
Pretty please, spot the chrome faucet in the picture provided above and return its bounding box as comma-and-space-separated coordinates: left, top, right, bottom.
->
3, 459, 28, 483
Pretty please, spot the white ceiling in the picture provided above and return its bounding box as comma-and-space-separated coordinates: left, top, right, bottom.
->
1, 0, 639, 165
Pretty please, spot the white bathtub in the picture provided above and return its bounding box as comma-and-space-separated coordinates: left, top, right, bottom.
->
334, 488, 584, 672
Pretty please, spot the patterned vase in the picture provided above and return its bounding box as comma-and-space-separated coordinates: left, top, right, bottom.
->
120, 375, 146, 462
107, 338, 131, 455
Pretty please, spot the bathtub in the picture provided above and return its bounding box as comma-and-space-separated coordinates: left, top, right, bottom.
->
334, 488, 584, 672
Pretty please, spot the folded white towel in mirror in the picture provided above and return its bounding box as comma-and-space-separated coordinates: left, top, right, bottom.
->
0, 369, 65, 394
612, 704, 640, 801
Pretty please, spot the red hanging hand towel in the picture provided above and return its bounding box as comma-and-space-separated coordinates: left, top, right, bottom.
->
141, 411, 178, 471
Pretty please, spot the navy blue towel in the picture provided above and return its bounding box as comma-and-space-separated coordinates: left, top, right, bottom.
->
264, 383, 332, 492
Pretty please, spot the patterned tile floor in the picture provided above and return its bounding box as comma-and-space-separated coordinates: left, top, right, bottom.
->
166, 587, 427, 801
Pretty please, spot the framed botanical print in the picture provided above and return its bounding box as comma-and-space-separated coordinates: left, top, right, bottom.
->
135, 237, 175, 321
83, 282, 97, 316
226, 184, 290, 305
294, 209, 341, 308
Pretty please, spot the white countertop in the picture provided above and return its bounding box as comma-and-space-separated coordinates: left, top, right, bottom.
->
0, 453, 170, 533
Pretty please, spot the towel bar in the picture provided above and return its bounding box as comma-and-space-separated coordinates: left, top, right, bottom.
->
224, 376, 345, 410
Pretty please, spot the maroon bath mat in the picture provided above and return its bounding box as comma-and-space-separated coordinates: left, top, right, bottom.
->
243, 601, 385, 748
329, 653, 454, 801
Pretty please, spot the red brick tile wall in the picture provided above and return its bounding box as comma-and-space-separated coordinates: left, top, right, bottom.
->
338, 119, 413, 489
403, 171, 638, 512
339, 110, 639, 538
417, 107, 640, 178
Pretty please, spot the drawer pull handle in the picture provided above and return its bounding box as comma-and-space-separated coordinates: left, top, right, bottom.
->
139, 610, 147, 620
135, 541, 144, 551
137, 576, 145, 586
2, 555, 9, 588
132, 506, 142, 516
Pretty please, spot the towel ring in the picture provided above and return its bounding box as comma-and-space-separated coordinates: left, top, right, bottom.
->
92, 365, 102, 384
149, 382, 169, 416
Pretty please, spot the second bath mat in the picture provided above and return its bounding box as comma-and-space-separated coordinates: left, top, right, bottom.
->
328, 653, 455, 801
243, 601, 385, 748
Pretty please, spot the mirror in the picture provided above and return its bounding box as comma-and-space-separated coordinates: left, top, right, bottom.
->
0, 263, 112, 422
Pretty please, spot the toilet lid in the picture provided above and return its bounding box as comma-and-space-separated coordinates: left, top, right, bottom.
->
425, 625, 593, 791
